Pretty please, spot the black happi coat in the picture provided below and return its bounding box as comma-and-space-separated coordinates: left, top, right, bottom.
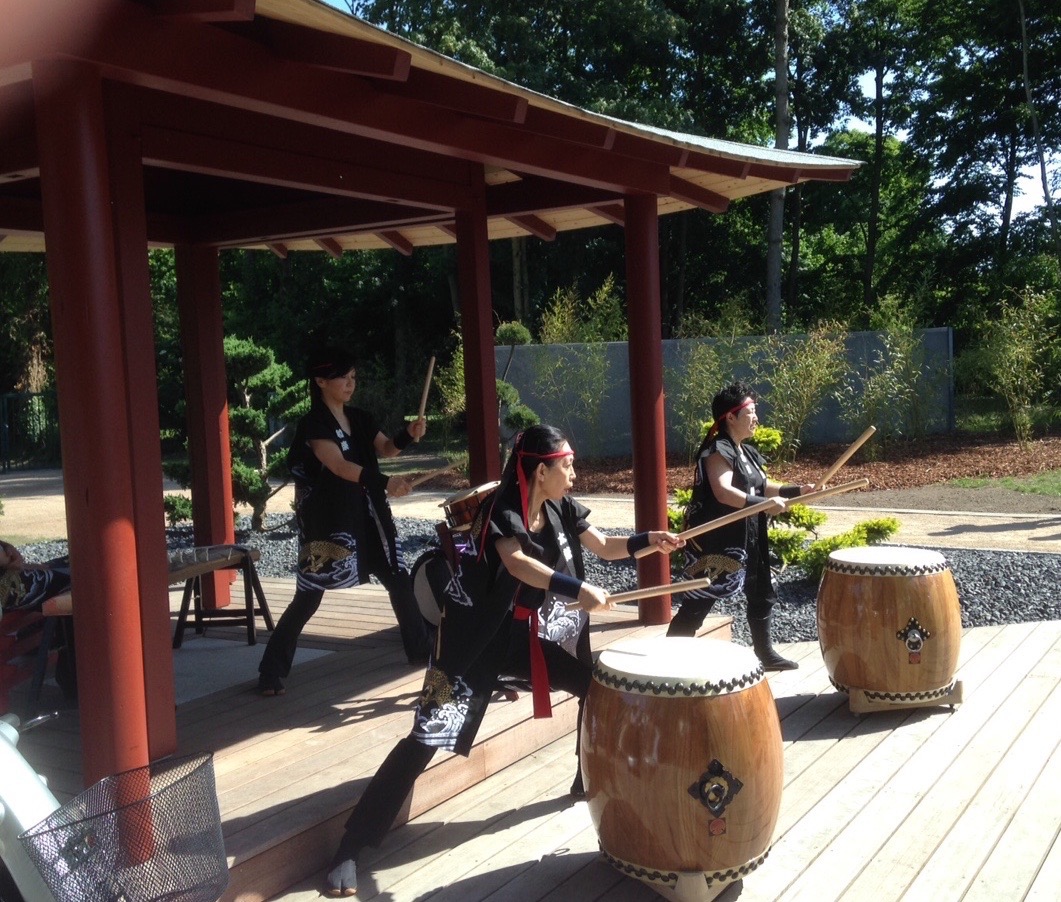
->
287, 404, 401, 591
412, 493, 591, 756
684, 433, 773, 602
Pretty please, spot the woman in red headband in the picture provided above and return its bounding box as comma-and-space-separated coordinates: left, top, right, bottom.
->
667, 382, 813, 670
324, 424, 683, 897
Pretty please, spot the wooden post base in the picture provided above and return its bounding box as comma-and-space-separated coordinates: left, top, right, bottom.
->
849, 679, 964, 714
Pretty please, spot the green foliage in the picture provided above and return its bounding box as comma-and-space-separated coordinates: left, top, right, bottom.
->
798, 518, 902, 582
776, 503, 827, 531
496, 320, 532, 347
751, 324, 848, 459
747, 425, 782, 458
666, 332, 749, 460
835, 296, 938, 449
162, 494, 193, 528
767, 526, 811, 569
435, 331, 466, 418
538, 275, 627, 344
961, 290, 1054, 448
667, 487, 693, 532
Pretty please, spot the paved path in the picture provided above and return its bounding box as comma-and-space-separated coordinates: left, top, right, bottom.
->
2, 470, 1059, 554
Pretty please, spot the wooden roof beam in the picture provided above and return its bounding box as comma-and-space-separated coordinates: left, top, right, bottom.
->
507, 214, 556, 242
486, 176, 621, 216
375, 68, 527, 124
266, 242, 287, 258
253, 19, 411, 81
78, 9, 676, 196
668, 176, 729, 214
143, 0, 256, 22
139, 124, 471, 210
314, 237, 343, 258
376, 230, 413, 255
591, 203, 625, 226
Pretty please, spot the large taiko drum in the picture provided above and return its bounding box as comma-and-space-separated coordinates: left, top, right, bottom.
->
581, 637, 783, 897
817, 546, 963, 708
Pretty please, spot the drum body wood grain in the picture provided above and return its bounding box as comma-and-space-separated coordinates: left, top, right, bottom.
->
441, 481, 499, 532
817, 546, 962, 705
581, 637, 782, 896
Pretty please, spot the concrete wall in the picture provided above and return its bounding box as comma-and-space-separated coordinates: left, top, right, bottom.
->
495, 328, 953, 458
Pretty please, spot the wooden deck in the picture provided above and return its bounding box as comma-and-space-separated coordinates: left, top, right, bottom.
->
14, 578, 1061, 902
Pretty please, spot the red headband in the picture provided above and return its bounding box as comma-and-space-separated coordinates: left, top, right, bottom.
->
515, 446, 573, 528
706, 398, 754, 440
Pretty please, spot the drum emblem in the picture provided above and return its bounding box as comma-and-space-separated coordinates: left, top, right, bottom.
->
688, 758, 743, 820
897, 617, 931, 664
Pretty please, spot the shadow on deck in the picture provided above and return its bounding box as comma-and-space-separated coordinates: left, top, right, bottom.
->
14, 575, 732, 901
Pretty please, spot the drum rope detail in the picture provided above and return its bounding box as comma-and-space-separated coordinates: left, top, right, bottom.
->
591, 664, 764, 698
863, 682, 957, 704
824, 559, 949, 578
601, 847, 771, 889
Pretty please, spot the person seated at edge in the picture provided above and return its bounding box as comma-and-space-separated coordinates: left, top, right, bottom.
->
257, 346, 432, 696
0, 539, 71, 616
666, 381, 813, 670
324, 423, 684, 896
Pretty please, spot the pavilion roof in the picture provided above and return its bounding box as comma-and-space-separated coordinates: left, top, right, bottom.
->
0, 0, 859, 255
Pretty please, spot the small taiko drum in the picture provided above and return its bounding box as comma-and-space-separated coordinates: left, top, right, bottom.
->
441, 481, 500, 532
817, 546, 963, 711
581, 637, 783, 898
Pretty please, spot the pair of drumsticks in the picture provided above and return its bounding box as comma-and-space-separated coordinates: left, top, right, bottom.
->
606, 425, 878, 605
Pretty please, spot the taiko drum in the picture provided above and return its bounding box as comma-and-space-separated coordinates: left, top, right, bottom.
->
816, 546, 961, 700
441, 481, 499, 532
580, 637, 783, 892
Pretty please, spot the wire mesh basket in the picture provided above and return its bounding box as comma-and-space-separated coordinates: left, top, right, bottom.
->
19, 752, 228, 902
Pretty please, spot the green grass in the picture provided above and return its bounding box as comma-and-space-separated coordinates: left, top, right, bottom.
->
955, 395, 1058, 435
951, 469, 1061, 497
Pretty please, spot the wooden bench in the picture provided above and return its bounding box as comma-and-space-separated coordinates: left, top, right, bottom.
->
28, 545, 275, 714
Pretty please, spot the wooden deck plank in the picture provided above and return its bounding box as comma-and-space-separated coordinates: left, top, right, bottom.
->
961, 718, 1061, 900
15, 581, 1060, 902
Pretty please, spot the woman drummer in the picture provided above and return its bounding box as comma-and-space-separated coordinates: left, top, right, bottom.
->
667, 382, 813, 670
256, 346, 432, 696
324, 424, 683, 897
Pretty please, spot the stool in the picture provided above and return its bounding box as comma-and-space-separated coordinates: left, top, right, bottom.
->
171, 545, 274, 648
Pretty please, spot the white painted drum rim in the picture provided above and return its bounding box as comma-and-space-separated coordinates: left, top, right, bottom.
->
824, 545, 948, 577
592, 637, 763, 697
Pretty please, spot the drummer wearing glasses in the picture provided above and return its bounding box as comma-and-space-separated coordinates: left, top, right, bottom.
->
667, 382, 814, 670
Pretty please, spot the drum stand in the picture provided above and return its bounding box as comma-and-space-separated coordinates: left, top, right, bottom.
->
842, 679, 964, 715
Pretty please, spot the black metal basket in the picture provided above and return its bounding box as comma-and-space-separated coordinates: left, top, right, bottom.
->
19, 752, 228, 902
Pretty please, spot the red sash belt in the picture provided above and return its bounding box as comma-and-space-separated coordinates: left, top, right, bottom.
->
513, 604, 552, 718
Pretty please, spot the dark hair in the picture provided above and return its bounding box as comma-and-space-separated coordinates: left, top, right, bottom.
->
480, 424, 569, 532
306, 346, 357, 403
694, 381, 755, 457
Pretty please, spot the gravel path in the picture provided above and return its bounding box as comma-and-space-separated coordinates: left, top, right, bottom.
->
22, 512, 1061, 647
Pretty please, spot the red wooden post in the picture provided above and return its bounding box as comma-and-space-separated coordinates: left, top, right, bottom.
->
33, 60, 153, 782
103, 92, 177, 757
455, 186, 501, 484
624, 194, 672, 624
175, 245, 235, 609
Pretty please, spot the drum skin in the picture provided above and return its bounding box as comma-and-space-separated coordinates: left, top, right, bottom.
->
581, 637, 783, 876
817, 546, 961, 694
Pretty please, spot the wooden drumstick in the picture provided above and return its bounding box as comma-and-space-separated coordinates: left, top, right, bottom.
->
565, 576, 716, 608
793, 477, 870, 507
632, 478, 870, 560
416, 356, 436, 438
408, 466, 453, 489
633, 504, 767, 560
818, 425, 876, 487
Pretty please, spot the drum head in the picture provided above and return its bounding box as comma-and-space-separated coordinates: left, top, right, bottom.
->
443, 480, 501, 506
411, 548, 450, 626
594, 637, 763, 697
826, 545, 947, 576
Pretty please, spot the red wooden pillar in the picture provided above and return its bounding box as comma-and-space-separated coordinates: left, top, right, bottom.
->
455, 184, 501, 484
174, 245, 235, 608
624, 194, 671, 624
33, 60, 169, 782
